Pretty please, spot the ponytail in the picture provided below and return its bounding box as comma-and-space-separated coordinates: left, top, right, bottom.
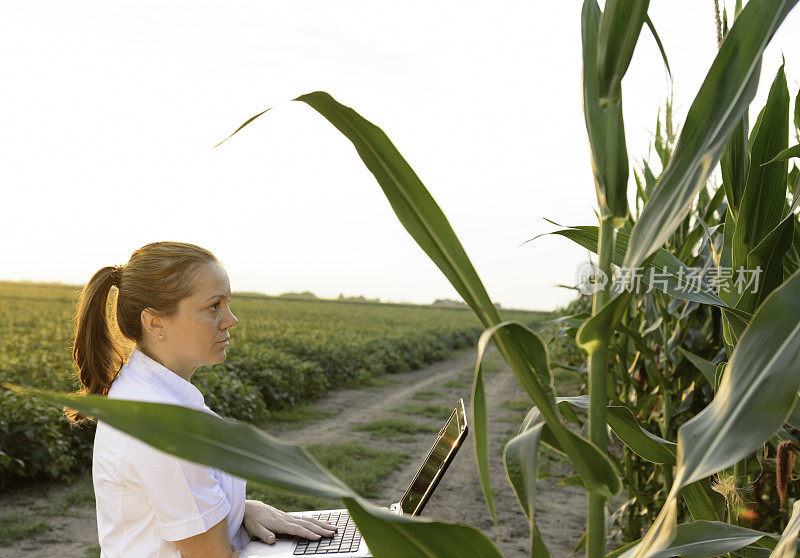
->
68, 266, 127, 422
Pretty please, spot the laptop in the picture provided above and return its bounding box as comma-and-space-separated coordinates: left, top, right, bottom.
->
240, 399, 469, 558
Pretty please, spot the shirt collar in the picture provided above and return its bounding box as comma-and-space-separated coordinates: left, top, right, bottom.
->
126, 348, 206, 409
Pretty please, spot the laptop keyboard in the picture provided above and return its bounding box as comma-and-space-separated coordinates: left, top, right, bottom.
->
293, 511, 362, 555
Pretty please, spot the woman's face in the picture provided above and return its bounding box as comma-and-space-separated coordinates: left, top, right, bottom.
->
156, 262, 238, 379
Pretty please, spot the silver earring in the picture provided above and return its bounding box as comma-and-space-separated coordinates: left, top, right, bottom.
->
158, 335, 164, 342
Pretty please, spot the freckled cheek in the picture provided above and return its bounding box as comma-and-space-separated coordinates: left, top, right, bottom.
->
205, 317, 222, 335
189, 317, 217, 342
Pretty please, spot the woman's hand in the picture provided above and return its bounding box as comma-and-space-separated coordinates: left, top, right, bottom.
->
243, 500, 338, 544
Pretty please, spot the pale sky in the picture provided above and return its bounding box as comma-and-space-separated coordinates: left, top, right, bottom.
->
2, 1, 799, 311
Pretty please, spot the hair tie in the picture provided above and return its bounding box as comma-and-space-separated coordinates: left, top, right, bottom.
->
110, 265, 123, 287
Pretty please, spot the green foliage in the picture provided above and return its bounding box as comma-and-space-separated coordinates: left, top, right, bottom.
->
191, 369, 267, 423
0, 389, 92, 488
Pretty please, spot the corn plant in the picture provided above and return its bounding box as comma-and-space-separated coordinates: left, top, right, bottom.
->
7, 0, 800, 557
548, 102, 723, 544
552, 0, 800, 539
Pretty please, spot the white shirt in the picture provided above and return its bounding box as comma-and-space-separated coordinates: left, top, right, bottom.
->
93, 348, 250, 557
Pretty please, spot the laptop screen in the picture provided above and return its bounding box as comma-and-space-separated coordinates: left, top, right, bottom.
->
399, 399, 468, 515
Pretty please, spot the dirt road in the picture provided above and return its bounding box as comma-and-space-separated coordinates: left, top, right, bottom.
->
0, 345, 586, 557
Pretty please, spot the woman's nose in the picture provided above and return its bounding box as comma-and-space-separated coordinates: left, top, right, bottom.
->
225, 309, 238, 328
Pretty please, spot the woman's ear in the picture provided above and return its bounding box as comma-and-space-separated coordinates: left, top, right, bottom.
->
140, 308, 166, 338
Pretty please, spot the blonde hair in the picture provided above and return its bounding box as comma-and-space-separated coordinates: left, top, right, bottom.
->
69, 241, 218, 420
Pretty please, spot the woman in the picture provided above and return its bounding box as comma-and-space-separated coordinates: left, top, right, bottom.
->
71, 241, 336, 557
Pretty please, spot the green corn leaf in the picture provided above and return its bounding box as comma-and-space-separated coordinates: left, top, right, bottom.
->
607, 406, 676, 465
676, 223, 712, 266
721, 314, 738, 350
471, 328, 497, 527
750, 105, 767, 148
721, 113, 750, 213
553, 397, 676, 465
652, 521, 768, 557
557, 395, 590, 412
650, 521, 767, 558
623, 0, 798, 272
714, 362, 727, 393
792, 219, 800, 256
721, 214, 747, 352
596, 0, 650, 104
680, 480, 725, 522
785, 395, 800, 429
635, 170, 647, 207
653, 112, 665, 167
703, 184, 727, 223
739, 214, 794, 310
684, 263, 800, 468
723, 309, 751, 346
344, 497, 504, 558
557, 476, 586, 488
625, 267, 800, 557
4, 386, 502, 558
736, 546, 776, 557
582, 0, 629, 221
577, 291, 632, 354
738, 174, 800, 310
771, 500, 800, 557
794, 87, 800, 136
732, 63, 790, 312
503, 408, 551, 558
644, 16, 670, 79
720, 207, 737, 307
611, 522, 769, 558
618, 324, 657, 363
676, 186, 727, 263
644, 161, 658, 197
764, 143, 800, 165
677, 347, 717, 388
751, 543, 781, 556
556, 396, 587, 425
687, 182, 711, 219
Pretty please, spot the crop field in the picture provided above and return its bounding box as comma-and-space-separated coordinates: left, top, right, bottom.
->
0, 280, 547, 488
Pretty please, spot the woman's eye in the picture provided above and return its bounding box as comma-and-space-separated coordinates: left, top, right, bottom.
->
210, 303, 219, 310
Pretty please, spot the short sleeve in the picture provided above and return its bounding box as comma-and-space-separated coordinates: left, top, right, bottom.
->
123, 436, 231, 542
